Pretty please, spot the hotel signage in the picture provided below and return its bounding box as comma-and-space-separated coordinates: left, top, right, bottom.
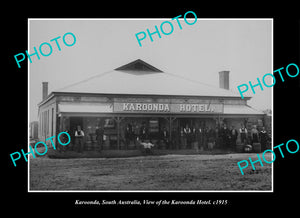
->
113, 102, 223, 113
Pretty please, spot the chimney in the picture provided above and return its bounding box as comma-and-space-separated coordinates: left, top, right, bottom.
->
219, 71, 230, 90
42, 82, 48, 100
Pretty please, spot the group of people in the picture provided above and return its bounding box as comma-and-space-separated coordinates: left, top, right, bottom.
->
123, 123, 270, 151
63, 122, 269, 153
175, 124, 269, 151
64, 125, 104, 153
123, 123, 170, 149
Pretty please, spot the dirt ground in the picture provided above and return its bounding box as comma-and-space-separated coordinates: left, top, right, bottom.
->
29, 152, 272, 191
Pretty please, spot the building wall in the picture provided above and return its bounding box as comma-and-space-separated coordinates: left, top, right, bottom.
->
38, 93, 260, 146
37, 93, 269, 151
55, 94, 247, 105
38, 97, 57, 143
57, 95, 110, 103
29, 121, 38, 139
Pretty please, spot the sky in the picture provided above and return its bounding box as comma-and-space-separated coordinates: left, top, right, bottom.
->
29, 18, 272, 122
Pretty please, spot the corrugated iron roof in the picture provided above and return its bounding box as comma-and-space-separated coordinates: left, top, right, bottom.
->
55, 59, 248, 98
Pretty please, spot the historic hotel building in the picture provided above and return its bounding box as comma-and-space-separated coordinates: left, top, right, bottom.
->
37, 59, 266, 150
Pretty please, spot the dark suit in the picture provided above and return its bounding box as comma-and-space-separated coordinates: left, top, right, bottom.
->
124, 126, 132, 149
230, 128, 238, 148
171, 129, 179, 149
259, 130, 268, 150
185, 128, 192, 148
140, 126, 148, 141
160, 130, 169, 148
220, 127, 230, 148
95, 128, 104, 150
196, 128, 203, 148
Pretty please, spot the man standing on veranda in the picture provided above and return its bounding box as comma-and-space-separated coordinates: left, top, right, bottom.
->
75, 125, 85, 153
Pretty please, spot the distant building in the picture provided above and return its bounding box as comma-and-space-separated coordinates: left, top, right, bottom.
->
37, 59, 265, 150
29, 121, 38, 139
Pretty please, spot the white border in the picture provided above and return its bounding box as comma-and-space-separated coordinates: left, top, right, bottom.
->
28, 18, 274, 193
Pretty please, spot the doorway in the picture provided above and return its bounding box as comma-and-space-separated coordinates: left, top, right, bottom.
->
70, 117, 83, 132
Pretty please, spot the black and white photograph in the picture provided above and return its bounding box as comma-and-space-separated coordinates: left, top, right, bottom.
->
5, 3, 300, 213
28, 18, 273, 191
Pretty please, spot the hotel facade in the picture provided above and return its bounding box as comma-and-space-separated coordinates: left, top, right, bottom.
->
37, 59, 268, 151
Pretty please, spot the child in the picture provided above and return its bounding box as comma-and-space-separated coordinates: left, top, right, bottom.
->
140, 141, 154, 155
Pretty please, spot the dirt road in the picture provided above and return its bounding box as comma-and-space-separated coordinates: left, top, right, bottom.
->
29, 153, 272, 191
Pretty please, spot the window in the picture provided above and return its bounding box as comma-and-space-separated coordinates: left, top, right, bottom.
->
47, 109, 49, 135
39, 113, 42, 137
42, 111, 44, 137
104, 118, 115, 129
51, 108, 54, 136
44, 111, 46, 136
